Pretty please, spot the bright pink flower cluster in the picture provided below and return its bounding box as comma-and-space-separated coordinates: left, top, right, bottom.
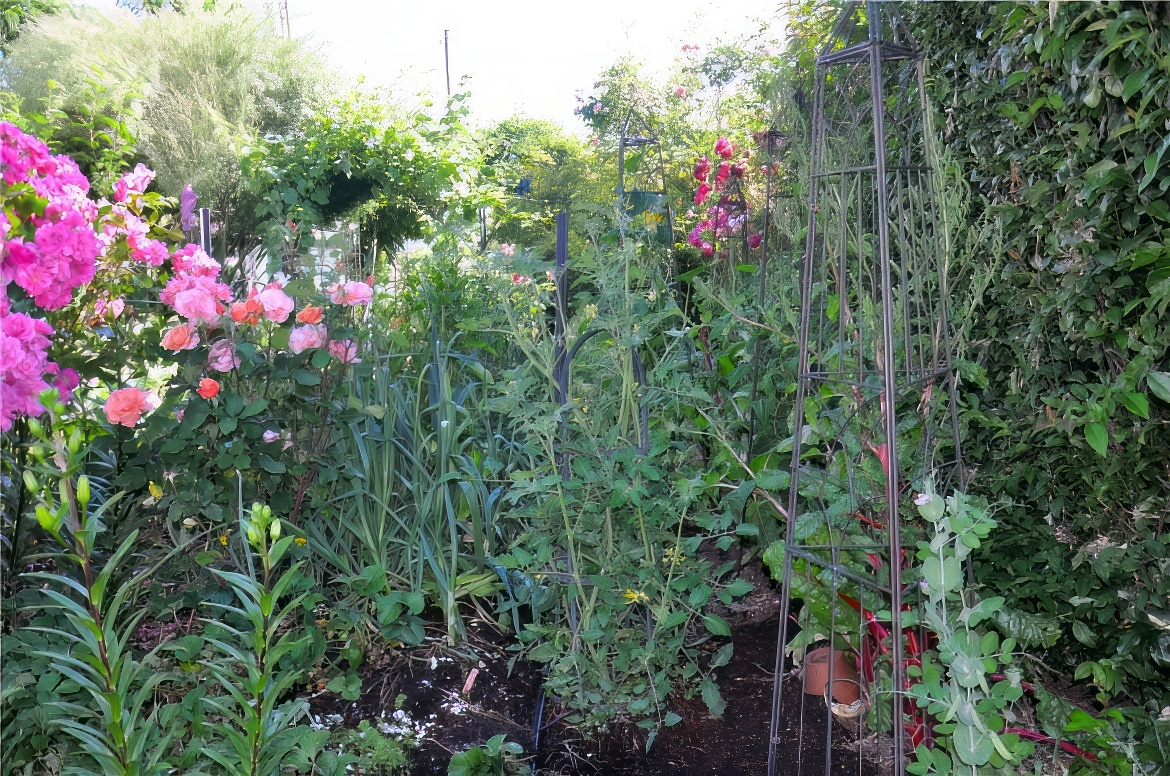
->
0, 123, 102, 309
687, 137, 763, 256
0, 297, 76, 430
160, 244, 231, 324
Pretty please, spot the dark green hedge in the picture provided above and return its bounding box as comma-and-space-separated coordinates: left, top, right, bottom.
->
908, 0, 1170, 713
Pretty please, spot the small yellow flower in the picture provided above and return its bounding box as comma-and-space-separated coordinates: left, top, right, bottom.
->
662, 547, 686, 565
294, 537, 308, 546
644, 212, 664, 225
218, 534, 229, 546
148, 481, 163, 499
622, 588, 649, 605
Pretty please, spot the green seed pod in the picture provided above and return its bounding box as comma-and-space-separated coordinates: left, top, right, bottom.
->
76, 475, 90, 506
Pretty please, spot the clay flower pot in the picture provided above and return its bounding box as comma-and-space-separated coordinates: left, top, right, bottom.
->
803, 646, 861, 705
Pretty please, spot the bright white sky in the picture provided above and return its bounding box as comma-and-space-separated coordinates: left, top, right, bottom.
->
255, 0, 785, 129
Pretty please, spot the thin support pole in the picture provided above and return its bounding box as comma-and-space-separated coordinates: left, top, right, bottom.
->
198, 207, 212, 256
444, 30, 451, 97
868, 4, 908, 773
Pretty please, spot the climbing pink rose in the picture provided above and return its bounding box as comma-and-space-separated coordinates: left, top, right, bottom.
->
327, 339, 360, 364
257, 286, 294, 322
160, 323, 200, 351
207, 339, 240, 372
288, 323, 327, 354
113, 163, 154, 203
103, 387, 157, 427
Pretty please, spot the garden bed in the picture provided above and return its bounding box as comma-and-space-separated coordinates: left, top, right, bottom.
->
307, 609, 883, 776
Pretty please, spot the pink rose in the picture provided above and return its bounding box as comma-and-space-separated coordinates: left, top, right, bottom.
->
257, 286, 295, 322
172, 286, 222, 324
288, 323, 327, 354
161, 323, 200, 351
341, 280, 373, 306
103, 386, 157, 427
327, 339, 360, 364
207, 339, 240, 372
113, 163, 154, 203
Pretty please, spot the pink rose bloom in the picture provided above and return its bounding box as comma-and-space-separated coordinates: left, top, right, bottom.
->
262, 429, 280, 443
128, 235, 169, 266
748, 233, 763, 249
714, 137, 733, 159
171, 244, 221, 278
257, 286, 295, 322
103, 386, 157, 427
113, 163, 154, 203
172, 286, 222, 324
500, 243, 515, 257
288, 323, 327, 354
327, 339, 360, 364
341, 280, 373, 306
207, 339, 240, 372
160, 323, 200, 351
675, 87, 686, 98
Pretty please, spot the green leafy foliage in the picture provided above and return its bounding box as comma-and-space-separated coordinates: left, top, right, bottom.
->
907, 2, 1170, 716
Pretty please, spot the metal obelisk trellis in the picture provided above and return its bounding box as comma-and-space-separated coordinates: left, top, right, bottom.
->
768, 3, 965, 776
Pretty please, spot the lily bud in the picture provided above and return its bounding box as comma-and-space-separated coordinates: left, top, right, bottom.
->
269, 519, 281, 541
76, 475, 90, 506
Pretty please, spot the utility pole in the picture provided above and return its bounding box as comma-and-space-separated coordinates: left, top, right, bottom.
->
443, 29, 451, 96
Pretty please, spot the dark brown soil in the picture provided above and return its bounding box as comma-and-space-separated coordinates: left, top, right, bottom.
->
307, 611, 883, 776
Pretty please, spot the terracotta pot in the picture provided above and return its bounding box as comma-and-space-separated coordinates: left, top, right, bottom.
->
803, 646, 861, 705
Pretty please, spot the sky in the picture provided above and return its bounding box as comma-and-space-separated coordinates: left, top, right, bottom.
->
249, 0, 786, 129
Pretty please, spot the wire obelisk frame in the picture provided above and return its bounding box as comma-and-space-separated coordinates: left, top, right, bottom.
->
767, 4, 965, 776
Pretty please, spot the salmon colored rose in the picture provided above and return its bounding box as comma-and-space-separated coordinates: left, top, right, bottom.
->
103, 387, 158, 427
296, 306, 323, 324
160, 323, 200, 351
196, 378, 220, 399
